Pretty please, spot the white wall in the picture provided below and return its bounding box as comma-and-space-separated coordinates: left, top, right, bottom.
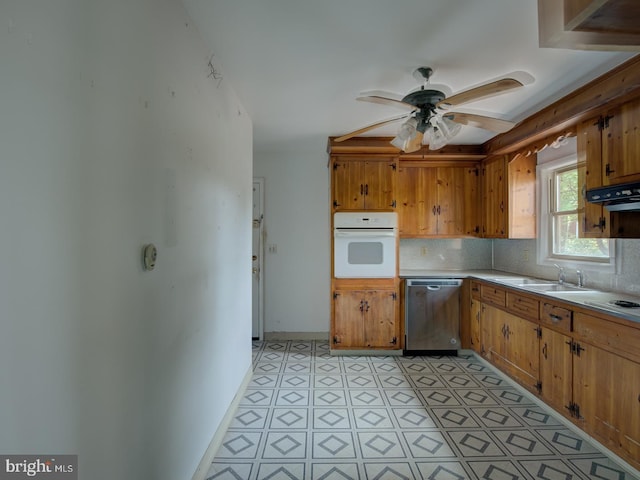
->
0, 2, 252, 479
253, 141, 331, 335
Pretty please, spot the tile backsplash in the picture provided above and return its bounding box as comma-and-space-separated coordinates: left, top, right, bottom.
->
400, 238, 493, 271
493, 238, 640, 295
400, 238, 640, 295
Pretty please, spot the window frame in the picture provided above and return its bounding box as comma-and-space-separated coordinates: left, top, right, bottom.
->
536, 154, 617, 273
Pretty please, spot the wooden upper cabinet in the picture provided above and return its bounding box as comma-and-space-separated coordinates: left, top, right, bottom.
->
482, 156, 507, 237
564, 0, 640, 35
538, 0, 640, 50
332, 157, 396, 211
397, 165, 438, 236
602, 96, 640, 186
397, 163, 479, 237
577, 116, 610, 237
482, 155, 536, 239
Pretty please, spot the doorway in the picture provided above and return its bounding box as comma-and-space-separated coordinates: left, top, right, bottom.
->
252, 178, 265, 340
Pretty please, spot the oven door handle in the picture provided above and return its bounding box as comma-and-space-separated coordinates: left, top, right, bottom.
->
334, 230, 397, 238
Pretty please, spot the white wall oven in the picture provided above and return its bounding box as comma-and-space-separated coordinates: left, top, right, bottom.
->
333, 212, 397, 278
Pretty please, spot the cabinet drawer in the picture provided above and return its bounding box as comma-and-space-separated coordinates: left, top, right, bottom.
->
507, 293, 539, 322
470, 280, 481, 300
574, 312, 640, 363
540, 302, 572, 332
481, 284, 506, 307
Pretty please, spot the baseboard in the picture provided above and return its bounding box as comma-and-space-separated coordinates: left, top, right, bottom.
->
330, 349, 403, 356
263, 332, 329, 341
191, 364, 253, 480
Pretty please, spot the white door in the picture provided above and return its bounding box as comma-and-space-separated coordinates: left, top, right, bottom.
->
252, 179, 264, 340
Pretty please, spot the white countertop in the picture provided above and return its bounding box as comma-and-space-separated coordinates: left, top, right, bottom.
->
400, 268, 640, 324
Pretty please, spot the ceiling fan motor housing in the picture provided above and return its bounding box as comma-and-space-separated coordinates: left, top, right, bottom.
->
401, 89, 446, 109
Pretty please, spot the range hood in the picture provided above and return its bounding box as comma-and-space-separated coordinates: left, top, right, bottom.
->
586, 182, 640, 212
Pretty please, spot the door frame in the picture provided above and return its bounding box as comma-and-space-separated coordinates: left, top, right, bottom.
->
252, 177, 265, 341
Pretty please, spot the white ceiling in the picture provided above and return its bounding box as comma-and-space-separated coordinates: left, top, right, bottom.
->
183, 0, 636, 152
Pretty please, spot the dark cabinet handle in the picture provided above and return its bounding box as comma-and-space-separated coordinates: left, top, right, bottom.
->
432, 205, 437, 215
360, 184, 364, 195
549, 314, 563, 323
542, 342, 548, 360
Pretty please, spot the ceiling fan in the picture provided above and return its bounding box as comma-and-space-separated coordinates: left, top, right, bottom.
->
335, 67, 527, 152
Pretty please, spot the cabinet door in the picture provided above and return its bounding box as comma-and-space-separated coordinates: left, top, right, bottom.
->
363, 290, 397, 348
572, 343, 618, 451
539, 327, 572, 414
617, 356, 640, 467
483, 157, 507, 238
615, 358, 640, 468
332, 290, 365, 348
463, 166, 480, 236
397, 166, 438, 235
573, 344, 640, 466
332, 160, 365, 210
469, 297, 481, 353
437, 167, 467, 236
502, 313, 540, 391
577, 117, 610, 237
480, 304, 507, 360
603, 98, 640, 186
363, 160, 396, 210
508, 155, 536, 239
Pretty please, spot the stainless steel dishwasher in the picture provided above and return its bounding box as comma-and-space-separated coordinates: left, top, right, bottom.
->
404, 278, 462, 355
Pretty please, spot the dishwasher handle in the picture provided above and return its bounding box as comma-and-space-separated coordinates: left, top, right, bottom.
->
427, 285, 441, 291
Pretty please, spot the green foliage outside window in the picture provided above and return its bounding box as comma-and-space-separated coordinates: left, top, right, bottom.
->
552, 168, 609, 258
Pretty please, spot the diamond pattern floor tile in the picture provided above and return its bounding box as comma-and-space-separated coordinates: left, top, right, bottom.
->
208, 341, 640, 480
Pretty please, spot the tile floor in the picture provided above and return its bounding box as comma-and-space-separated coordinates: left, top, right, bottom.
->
206, 340, 640, 480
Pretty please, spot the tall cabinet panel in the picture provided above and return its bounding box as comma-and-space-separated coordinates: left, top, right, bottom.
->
482, 156, 507, 237
577, 116, 610, 237
481, 154, 536, 239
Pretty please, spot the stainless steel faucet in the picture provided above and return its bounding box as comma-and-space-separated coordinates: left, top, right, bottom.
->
554, 264, 565, 284
576, 269, 584, 287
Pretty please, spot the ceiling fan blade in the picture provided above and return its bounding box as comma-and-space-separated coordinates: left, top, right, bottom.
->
357, 94, 415, 111
334, 114, 410, 142
444, 112, 516, 133
437, 78, 524, 109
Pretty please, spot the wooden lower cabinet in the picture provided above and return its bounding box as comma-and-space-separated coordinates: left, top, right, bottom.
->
332, 287, 399, 349
469, 295, 481, 352
539, 327, 573, 415
573, 342, 640, 468
481, 304, 540, 393
469, 278, 640, 469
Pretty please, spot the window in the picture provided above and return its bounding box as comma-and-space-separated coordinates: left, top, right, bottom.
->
538, 154, 615, 270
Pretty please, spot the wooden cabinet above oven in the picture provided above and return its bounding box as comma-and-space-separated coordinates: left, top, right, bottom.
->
331, 157, 397, 211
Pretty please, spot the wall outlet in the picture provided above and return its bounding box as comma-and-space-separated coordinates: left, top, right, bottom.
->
420, 246, 428, 257
522, 249, 530, 262
268, 244, 277, 254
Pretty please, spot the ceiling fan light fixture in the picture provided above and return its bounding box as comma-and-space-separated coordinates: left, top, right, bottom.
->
436, 114, 462, 139
391, 117, 418, 149
390, 135, 409, 150
428, 126, 448, 150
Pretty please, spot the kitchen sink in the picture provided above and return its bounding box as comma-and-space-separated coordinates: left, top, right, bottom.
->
491, 277, 554, 285
526, 283, 592, 292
